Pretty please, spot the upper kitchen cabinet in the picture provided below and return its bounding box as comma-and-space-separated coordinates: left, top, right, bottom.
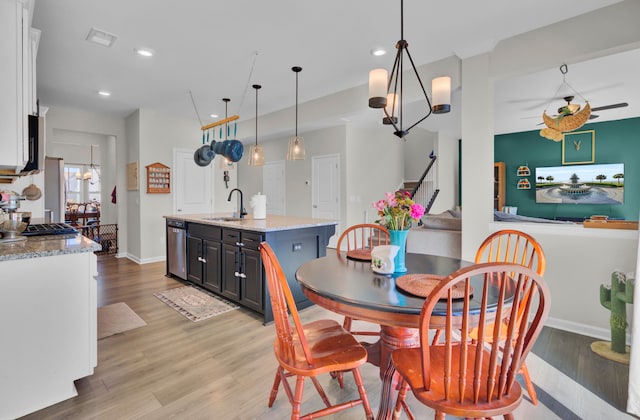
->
0, 0, 40, 173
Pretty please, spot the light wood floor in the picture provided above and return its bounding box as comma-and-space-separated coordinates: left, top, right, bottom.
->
19, 255, 630, 419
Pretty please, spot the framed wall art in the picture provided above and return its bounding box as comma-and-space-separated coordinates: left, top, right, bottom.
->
127, 161, 139, 191
562, 130, 595, 165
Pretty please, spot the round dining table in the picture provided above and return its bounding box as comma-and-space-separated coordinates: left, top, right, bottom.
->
296, 251, 512, 377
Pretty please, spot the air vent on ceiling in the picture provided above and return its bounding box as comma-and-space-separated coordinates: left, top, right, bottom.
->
86, 27, 118, 47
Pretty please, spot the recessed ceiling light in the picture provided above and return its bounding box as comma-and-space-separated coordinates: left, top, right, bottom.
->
370, 48, 387, 57
98, 90, 111, 97
134, 47, 155, 57
210, 114, 219, 118
86, 27, 118, 48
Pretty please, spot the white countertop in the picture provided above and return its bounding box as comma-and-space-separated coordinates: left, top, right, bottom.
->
164, 214, 338, 233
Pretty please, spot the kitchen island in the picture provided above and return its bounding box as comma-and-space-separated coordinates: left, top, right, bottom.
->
164, 214, 337, 323
0, 234, 100, 419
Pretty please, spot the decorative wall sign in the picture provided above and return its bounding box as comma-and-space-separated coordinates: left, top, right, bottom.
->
562, 130, 595, 165
517, 179, 531, 190
517, 165, 531, 176
127, 161, 139, 191
146, 162, 171, 194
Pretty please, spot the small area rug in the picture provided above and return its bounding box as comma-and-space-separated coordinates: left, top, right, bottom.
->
98, 302, 147, 339
154, 286, 239, 322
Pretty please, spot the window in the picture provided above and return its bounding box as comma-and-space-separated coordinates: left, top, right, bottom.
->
64, 164, 100, 204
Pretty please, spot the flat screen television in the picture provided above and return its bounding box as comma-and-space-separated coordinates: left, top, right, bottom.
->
535, 163, 624, 204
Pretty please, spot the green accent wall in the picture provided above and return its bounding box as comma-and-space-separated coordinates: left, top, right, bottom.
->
495, 117, 640, 220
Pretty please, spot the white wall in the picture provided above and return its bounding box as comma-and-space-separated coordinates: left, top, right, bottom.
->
402, 128, 437, 181
345, 125, 403, 229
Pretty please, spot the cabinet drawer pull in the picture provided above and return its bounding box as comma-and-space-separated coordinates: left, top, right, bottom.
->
234, 271, 242, 278
198, 256, 207, 263
238, 272, 247, 279
236, 241, 245, 247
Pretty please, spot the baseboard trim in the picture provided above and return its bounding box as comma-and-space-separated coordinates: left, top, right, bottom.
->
124, 254, 166, 265
546, 316, 631, 344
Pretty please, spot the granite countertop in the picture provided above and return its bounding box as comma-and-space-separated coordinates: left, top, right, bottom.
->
165, 214, 338, 233
0, 234, 101, 261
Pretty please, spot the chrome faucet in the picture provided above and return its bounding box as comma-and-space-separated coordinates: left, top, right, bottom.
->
227, 188, 247, 219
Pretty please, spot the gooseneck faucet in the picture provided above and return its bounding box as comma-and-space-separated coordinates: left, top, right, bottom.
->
227, 188, 247, 218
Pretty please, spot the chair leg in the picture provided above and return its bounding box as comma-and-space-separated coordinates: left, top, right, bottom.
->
310, 376, 332, 408
504, 413, 515, 420
292, 375, 305, 420
520, 362, 538, 405
392, 380, 409, 420
431, 329, 442, 345
352, 368, 374, 420
268, 368, 282, 407
434, 411, 446, 420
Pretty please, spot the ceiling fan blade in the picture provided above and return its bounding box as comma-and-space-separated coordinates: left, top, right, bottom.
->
588, 114, 600, 120
591, 102, 628, 112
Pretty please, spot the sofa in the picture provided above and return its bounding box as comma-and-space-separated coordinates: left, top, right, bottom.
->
407, 209, 461, 259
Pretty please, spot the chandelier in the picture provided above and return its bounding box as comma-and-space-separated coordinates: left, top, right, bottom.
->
368, 0, 451, 138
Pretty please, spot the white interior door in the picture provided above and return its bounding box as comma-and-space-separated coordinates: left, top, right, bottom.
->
312, 154, 340, 220
262, 160, 285, 215
173, 149, 213, 214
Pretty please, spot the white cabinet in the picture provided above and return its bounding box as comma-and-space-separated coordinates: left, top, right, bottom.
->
0, 0, 38, 172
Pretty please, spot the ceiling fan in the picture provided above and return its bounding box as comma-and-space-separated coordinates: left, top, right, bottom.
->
536, 96, 628, 125
548, 95, 628, 120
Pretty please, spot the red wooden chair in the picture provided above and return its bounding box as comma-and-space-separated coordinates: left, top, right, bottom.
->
336, 223, 389, 337
382, 262, 550, 419
431, 229, 546, 405
471, 229, 546, 405
260, 242, 373, 420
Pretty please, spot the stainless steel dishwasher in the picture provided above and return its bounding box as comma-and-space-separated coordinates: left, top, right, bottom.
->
167, 219, 187, 280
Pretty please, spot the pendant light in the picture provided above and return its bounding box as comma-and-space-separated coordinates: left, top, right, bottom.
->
287, 66, 305, 160
368, 0, 451, 138
248, 84, 264, 166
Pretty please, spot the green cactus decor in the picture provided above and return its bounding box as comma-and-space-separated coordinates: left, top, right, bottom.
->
591, 270, 634, 364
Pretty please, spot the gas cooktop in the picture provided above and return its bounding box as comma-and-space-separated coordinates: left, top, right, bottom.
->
22, 223, 78, 237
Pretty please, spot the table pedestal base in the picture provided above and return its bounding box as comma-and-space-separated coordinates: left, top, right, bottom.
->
361, 326, 420, 378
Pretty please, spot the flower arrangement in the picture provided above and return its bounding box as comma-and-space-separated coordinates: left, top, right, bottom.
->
373, 190, 425, 231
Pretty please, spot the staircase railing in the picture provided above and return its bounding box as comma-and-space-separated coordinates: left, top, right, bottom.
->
410, 151, 439, 214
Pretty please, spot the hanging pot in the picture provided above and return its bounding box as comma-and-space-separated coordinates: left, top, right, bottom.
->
193, 144, 215, 167
212, 140, 244, 163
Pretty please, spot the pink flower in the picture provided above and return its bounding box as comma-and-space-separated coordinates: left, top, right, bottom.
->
410, 203, 425, 219
373, 199, 386, 212
385, 192, 397, 207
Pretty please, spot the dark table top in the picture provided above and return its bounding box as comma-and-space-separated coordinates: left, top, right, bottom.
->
296, 252, 512, 318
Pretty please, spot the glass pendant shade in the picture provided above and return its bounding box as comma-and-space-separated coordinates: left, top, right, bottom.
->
287, 66, 306, 160
287, 135, 305, 160
383, 93, 398, 125
369, 68, 388, 108
432, 76, 451, 114
248, 144, 264, 166
248, 84, 264, 166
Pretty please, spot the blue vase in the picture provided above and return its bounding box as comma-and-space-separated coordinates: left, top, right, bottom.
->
389, 229, 409, 273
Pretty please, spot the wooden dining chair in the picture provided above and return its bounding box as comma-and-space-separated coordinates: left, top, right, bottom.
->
382, 262, 550, 420
430, 229, 546, 405
336, 223, 389, 337
259, 242, 374, 420
472, 229, 546, 405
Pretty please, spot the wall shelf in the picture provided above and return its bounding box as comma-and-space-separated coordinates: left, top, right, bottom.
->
146, 162, 170, 194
